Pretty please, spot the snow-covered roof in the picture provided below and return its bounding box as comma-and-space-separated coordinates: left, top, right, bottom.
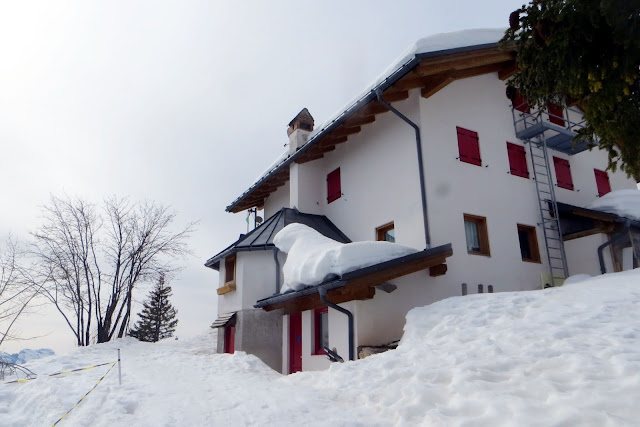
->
273, 223, 419, 293
227, 29, 509, 213
587, 189, 640, 221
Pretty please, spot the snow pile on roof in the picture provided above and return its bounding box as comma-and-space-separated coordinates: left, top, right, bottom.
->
3, 270, 640, 425
274, 223, 418, 293
587, 189, 640, 221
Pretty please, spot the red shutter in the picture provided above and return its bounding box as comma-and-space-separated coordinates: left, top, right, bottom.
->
594, 169, 612, 197
456, 127, 481, 166
327, 168, 341, 203
507, 142, 529, 178
553, 157, 574, 190
548, 103, 565, 127
514, 91, 530, 113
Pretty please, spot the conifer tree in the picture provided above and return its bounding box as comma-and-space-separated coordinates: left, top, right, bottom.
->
129, 275, 178, 342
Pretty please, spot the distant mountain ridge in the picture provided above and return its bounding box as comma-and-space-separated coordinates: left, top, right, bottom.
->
0, 348, 55, 364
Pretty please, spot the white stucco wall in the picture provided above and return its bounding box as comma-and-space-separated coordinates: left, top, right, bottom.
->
240, 251, 279, 308
564, 233, 613, 277
263, 181, 290, 219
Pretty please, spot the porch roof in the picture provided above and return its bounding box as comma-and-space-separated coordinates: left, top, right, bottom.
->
254, 243, 453, 314
210, 312, 235, 329
557, 202, 640, 240
204, 208, 351, 270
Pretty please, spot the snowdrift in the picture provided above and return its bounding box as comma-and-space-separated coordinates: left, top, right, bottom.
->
2, 270, 640, 426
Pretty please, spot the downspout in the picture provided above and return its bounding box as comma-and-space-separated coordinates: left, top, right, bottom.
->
318, 285, 354, 361
272, 248, 281, 294
597, 225, 630, 274
375, 89, 430, 248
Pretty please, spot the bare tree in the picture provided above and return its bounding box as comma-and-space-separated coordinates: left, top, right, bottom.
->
0, 237, 41, 349
31, 195, 194, 346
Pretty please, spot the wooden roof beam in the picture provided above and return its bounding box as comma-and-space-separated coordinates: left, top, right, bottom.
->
421, 73, 455, 99
343, 114, 376, 127
330, 125, 361, 138
415, 50, 515, 77
498, 61, 518, 80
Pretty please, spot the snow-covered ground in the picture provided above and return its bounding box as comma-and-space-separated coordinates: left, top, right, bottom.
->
2, 270, 640, 426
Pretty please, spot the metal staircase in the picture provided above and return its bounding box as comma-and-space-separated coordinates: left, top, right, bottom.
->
511, 102, 588, 286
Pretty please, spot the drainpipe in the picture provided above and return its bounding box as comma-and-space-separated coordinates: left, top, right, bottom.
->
597, 227, 629, 274
272, 248, 281, 294
318, 285, 354, 361
375, 89, 430, 248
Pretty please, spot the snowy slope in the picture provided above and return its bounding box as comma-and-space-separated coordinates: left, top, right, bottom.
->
2, 270, 640, 426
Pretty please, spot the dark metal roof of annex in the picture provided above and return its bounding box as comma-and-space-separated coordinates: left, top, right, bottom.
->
204, 208, 351, 270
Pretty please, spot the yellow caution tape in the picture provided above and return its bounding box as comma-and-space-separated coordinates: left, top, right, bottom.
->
51, 362, 117, 426
3, 361, 117, 384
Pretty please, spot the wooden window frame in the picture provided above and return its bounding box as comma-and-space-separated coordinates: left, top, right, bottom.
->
218, 254, 237, 295
313, 307, 328, 355
327, 168, 341, 204
376, 222, 395, 242
517, 224, 541, 263
463, 214, 490, 256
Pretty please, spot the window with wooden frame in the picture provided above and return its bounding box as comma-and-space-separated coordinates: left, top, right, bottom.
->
463, 214, 490, 256
553, 156, 574, 190
376, 222, 395, 243
594, 169, 612, 197
456, 127, 482, 166
327, 168, 341, 203
506, 142, 530, 179
517, 224, 541, 263
218, 254, 237, 295
313, 307, 328, 355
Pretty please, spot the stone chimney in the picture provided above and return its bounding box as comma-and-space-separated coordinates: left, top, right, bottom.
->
287, 108, 314, 154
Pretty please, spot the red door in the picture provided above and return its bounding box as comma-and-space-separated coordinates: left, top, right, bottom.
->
289, 312, 302, 374
224, 324, 235, 354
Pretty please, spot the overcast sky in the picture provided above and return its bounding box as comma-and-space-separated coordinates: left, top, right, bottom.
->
0, 0, 525, 354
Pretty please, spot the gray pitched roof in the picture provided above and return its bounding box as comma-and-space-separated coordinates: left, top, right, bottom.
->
204, 208, 351, 270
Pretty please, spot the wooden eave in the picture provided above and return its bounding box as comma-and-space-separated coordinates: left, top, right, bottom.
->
227, 46, 516, 213
256, 244, 453, 314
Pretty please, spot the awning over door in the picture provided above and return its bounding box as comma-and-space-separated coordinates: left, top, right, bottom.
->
210, 312, 236, 329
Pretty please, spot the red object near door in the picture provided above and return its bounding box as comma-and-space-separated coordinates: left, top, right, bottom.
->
224, 324, 235, 354
289, 312, 302, 373
594, 169, 612, 197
